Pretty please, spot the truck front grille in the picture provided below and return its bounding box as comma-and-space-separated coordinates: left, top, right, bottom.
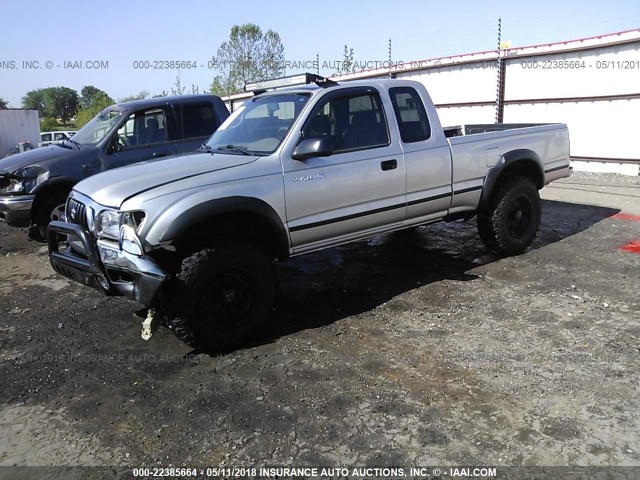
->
67, 198, 88, 229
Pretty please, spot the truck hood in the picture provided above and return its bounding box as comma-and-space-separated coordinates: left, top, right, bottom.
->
0, 144, 79, 174
74, 152, 259, 208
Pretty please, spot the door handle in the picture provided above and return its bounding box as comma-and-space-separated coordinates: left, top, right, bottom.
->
153, 152, 168, 158
82, 160, 100, 171
381, 159, 397, 171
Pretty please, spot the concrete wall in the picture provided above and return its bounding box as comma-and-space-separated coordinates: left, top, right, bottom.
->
0, 110, 41, 158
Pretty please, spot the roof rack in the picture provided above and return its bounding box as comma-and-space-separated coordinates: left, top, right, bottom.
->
244, 73, 338, 93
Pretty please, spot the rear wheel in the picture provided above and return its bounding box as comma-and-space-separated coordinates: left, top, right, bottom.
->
165, 243, 275, 352
477, 213, 496, 251
477, 176, 541, 255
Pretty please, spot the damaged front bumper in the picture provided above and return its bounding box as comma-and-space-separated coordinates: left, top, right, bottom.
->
47, 221, 169, 306
0, 195, 34, 226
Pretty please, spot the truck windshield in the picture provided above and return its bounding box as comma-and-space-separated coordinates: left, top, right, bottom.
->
205, 93, 311, 155
71, 107, 125, 146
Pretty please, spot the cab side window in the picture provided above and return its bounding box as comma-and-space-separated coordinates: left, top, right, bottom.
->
115, 108, 168, 148
139, 109, 167, 145
302, 91, 389, 153
389, 87, 431, 142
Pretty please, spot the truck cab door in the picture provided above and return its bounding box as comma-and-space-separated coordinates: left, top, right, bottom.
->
100, 105, 177, 171
283, 87, 407, 253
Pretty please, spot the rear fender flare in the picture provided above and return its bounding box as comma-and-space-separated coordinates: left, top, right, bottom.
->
479, 149, 544, 210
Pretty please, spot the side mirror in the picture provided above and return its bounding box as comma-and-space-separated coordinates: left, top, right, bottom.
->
292, 136, 333, 161
107, 133, 122, 154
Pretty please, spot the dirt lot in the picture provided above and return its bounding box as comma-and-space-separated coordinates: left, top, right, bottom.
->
0, 172, 639, 476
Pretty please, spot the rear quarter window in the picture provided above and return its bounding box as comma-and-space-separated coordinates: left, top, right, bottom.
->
389, 87, 431, 143
178, 103, 220, 139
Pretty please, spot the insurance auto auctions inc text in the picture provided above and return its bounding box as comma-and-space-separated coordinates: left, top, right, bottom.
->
253, 466, 497, 478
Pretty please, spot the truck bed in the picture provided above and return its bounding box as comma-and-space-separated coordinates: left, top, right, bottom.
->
443, 122, 571, 214
444, 123, 552, 138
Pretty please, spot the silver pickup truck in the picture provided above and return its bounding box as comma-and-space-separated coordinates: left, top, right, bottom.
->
48, 74, 571, 351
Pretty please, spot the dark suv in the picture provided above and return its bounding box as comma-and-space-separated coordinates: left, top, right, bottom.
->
0, 95, 229, 239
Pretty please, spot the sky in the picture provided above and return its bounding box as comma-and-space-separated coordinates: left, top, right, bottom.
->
1, 0, 639, 107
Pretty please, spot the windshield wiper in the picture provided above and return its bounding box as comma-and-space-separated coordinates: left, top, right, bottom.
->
198, 144, 215, 153
217, 144, 252, 156
60, 138, 80, 150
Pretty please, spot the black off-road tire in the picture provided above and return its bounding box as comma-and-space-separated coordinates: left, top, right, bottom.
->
30, 191, 69, 242
477, 212, 497, 251
476, 176, 541, 255
165, 244, 275, 353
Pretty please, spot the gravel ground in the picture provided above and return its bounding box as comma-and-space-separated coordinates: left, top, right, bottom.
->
556, 171, 640, 187
0, 174, 639, 478
544, 172, 640, 215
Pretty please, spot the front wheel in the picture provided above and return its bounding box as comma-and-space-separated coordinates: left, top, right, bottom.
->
477, 176, 541, 255
165, 244, 275, 352
30, 191, 69, 241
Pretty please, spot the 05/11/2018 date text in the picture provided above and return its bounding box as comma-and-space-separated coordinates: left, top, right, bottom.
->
520, 59, 640, 70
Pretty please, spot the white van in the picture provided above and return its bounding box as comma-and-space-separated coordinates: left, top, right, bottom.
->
38, 130, 76, 148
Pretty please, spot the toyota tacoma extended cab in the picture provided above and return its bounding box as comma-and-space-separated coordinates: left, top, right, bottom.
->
48, 73, 571, 351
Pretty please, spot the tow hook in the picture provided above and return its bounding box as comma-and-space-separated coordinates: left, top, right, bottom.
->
141, 308, 158, 340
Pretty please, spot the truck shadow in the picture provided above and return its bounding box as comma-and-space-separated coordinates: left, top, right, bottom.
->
244, 200, 619, 350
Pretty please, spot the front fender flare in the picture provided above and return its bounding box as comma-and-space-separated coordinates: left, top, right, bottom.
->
146, 196, 290, 258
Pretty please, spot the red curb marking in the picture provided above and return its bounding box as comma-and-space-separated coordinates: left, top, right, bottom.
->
619, 240, 640, 254
612, 213, 640, 222
611, 213, 640, 253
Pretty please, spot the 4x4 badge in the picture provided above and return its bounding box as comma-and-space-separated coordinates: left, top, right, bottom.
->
293, 173, 325, 182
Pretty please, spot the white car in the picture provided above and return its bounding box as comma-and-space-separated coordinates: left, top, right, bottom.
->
38, 130, 76, 148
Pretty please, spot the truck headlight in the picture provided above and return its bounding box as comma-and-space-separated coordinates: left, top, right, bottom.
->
97, 210, 120, 239
0, 178, 24, 194
119, 224, 143, 256
2, 166, 48, 193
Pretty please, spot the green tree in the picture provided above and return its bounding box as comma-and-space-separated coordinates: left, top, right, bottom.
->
40, 117, 60, 131
168, 79, 202, 96
43, 87, 79, 126
119, 91, 149, 102
22, 89, 47, 116
171, 76, 185, 96
210, 23, 285, 96
0, 97, 8, 109
79, 85, 113, 109
209, 77, 229, 96
23, 87, 79, 125
338, 45, 355, 74
75, 92, 114, 128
